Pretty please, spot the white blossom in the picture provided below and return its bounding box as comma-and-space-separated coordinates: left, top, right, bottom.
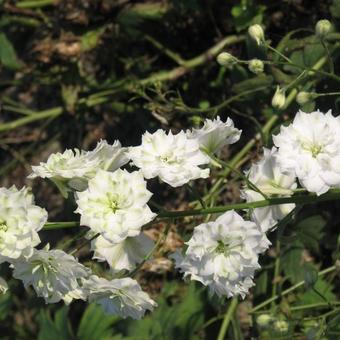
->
172, 211, 270, 298
273, 110, 340, 195
241, 148, 297, 232
12, 247, 89, 304
129, 129, 210, 187
75, 169, 156, 243
91, 233, 154, 272
29, 140, 129, 191
83, 275, 157, 319
0, 186, 47, 263
186, 116, 241, 154
0, 277, 8, 294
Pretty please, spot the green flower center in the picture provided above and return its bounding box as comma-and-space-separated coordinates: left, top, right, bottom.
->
0, 220, 8, 232
106, 193, 120, 213
215, 239, 243, 256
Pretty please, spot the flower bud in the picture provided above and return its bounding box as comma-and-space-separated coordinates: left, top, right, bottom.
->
216, 52, 238, 67
256, 314, 272, 328
248, 24, 265, 45
296, 91, 317, 105
315, 19, 332, 38
273, 320, 289, 333
272, 86, 286, 110
248, 59, 264, 74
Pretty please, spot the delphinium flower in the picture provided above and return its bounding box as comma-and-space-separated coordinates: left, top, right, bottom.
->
241, 147, 297, 232
12, 247, 90, 304
83, 275, 157, 319
91, 233, 154, 272
186, 116, 241, 155
172, 211, 270, 298
75, 169, 156, 243
129, 129, 210, 187
0, 186, 47, 263
29, 140, 129, 191
273, 110, 340, 195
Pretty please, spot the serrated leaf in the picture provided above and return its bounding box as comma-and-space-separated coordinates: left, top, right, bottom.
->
296, 215, 326, 253
281, 241, 304, 283
77, 303, 120, 340
303, 263, 318, 290
298, 277, 336, 305
38, 306, 74, 340
0, 32, 22, 70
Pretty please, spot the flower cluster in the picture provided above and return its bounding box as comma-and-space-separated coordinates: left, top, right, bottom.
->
0, 115, 246, 318
2, 109, 338, 317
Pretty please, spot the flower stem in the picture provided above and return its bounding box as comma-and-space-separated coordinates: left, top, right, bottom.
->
217, 298, 238, 340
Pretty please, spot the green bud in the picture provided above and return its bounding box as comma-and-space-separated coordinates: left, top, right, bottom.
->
248, 59, 264, 74
273, 320, 289, 334
272, 86, 286, 110
248, 24, 265, 45
315, 19, 332, 38
256, 314, 272, 328
296, 91, 317, 105
216, 52, 238, 67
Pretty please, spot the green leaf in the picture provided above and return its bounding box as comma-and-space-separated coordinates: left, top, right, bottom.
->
38, 306, 74, 340
296, 215, 326, 253
0, 292, 12, 321
303, 263, 318, 290
81, 28, 105, 52
298, 278, 336, 305
0, 32, 22, 70
281, 241, 304, 283
330, 0, 340, 20
77, 303, 121, 340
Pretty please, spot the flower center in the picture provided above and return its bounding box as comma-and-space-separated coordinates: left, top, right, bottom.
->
215, 239, 243, 256
0, 220, 8, 232
301, 142, 323, 158
106, 193, 120, 213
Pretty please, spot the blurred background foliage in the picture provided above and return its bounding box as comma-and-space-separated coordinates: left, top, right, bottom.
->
0, 0, 340, 339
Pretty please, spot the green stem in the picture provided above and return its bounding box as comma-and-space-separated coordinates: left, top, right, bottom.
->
321, 39, 334, 74
271, 241, 281, 309
43, 190, 340, 229
0, 107, 62, 133
15, 0, 56, 9
251, 265, 336, 313
217, 298, 238, 340
267, 44, 293, 64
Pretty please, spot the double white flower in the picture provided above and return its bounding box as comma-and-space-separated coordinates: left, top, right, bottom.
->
242, 148, 297, 232
91, 233, 154, 272
129, 129, 210, 187
76, 169, 156, 243
0, 186, 47, 263
83, 275, 157, 319
173, 211, 270, 298
29, 140, 129, 191
12, 247, 89, 304
186, 116, 241, 154
273, 110, 340, 195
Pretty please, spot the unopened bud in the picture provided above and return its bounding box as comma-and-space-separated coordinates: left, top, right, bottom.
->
273, 320, 289, 333
272, 86, 286, 109
315, 19, 332, 38
256, 314, 272, 328
248, 24, 265, 45
217, 52, 238, 67
296, 91, 317, 105
248, 59, 264, 74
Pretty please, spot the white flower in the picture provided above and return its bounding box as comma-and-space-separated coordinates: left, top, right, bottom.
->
0, 186, 47, 263
83, 275, 157, 319
241, 148, 297, 232
0, 277, 8, 294
172, 211, 270, 298
273, 110, 340, 195
29, 140, 129, 191
129, 129, 210, 187
12, 247, 89, 304
91, 233, 154, 272
248, 24, 265, 45
75, 169, 156, 243
186, 116, 241, 154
